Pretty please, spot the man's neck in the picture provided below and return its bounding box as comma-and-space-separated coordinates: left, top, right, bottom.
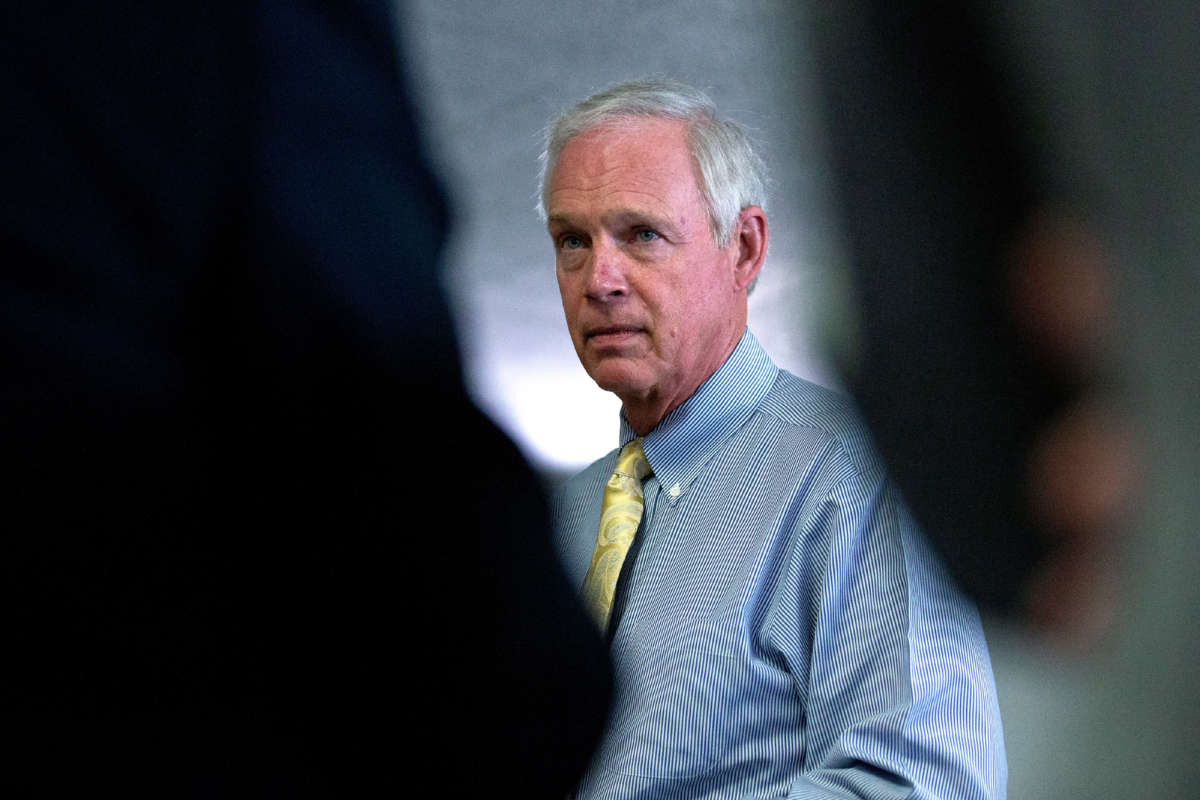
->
620, 333, 747, 436
620, 368, 714, 436
623, 403, 671, 438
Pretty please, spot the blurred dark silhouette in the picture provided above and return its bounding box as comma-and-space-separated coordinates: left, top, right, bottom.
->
811, 1, 1135, 638
2, 0, 608, 793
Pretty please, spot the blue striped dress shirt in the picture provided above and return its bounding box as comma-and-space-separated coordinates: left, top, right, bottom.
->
555, 330, 1006, 799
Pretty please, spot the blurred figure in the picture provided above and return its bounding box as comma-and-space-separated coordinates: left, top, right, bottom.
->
1, 0, 607, 793
810, 1, 1137, 646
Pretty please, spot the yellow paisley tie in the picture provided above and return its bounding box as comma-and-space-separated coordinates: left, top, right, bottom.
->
581, 438, 652, 632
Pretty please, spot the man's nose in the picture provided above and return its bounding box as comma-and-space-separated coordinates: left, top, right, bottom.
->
585, 240, 630, 300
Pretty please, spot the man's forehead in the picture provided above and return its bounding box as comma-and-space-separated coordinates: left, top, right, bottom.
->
547, 117, 704, 218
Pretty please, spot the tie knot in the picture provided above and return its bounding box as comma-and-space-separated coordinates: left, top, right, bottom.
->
615, 438, 652, 483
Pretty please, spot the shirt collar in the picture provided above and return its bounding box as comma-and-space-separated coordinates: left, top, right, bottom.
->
619, 329, 778, 503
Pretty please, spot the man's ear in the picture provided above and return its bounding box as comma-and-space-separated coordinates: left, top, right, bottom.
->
731, 206, 768, 291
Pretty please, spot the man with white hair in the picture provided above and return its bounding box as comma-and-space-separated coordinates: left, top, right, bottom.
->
543, 78, 1006, 799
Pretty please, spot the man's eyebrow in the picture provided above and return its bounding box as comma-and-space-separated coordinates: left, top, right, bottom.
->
545, 213, 577, 230
605, 208, 662, 225
607, 209, 683, 239
546, 208, 683, 237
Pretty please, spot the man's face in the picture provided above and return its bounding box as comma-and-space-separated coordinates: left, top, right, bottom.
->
546, 117, 747, 421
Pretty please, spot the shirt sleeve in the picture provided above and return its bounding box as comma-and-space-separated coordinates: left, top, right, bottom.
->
784, 469, 1008, 799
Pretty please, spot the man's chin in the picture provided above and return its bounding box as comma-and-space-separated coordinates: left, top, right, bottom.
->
584, 360, 652, 398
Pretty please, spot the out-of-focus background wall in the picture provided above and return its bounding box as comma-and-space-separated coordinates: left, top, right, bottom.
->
397, 0, 850, 477
396, 2, 1198, 797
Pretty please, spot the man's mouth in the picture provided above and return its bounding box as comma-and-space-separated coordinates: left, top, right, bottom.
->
586, 326, 643, 346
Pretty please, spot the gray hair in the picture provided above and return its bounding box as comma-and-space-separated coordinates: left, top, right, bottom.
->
537, 78, 767, 249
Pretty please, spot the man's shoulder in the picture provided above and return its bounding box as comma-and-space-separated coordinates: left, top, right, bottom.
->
562, 449, 618, 487
757, 369, 883, 482
760, 369, 858, 427
553, 448, 618, 515
550, 449, 621, 585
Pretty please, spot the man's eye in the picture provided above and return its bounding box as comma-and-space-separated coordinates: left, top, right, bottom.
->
560, 234, 585, 250
634, 229, 660, 243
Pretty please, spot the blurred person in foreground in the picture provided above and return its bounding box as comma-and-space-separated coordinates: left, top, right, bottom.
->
542, 79, 1005, 800
1, 1, 607, 793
